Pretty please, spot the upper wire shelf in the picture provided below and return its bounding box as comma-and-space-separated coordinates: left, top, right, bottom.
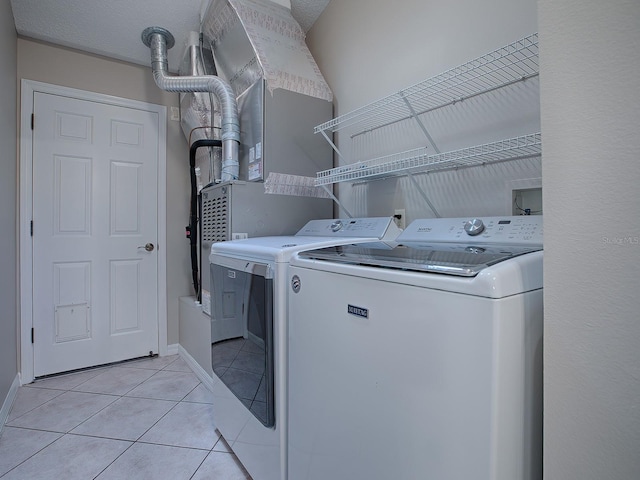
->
315, 133, 541, 185
314, 33, 539, 137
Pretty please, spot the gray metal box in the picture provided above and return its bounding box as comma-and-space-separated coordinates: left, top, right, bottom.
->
237, 79, 333, 182
199, 179, 331, 314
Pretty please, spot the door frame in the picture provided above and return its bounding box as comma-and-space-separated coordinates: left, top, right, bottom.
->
19, 80, 168, 383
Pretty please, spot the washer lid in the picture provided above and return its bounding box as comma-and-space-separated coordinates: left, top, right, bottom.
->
209, 217, 401, 263
297, 242, 542, 277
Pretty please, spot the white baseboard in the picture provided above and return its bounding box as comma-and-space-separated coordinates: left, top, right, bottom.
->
0, 375, 21, 436
166, 343, 180, 356
178, 344, 214, 392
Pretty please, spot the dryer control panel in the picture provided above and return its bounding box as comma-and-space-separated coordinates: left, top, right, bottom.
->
296, 217, 401, 240
398, 216, 543, 246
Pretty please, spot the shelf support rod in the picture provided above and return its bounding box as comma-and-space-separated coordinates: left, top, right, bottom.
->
406, 172, 441, 218
400, 92, 441, 154
319, 184, 353, 218
319, 130, 344, 161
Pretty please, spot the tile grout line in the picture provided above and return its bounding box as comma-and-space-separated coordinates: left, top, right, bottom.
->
90, 436, 136, 480
1, 356, 235, 479
88, 360, 214, 479
3, 387, 66, 425
2, 361, 154, 479
0, 428, 62, 479
68, 361, 182, 440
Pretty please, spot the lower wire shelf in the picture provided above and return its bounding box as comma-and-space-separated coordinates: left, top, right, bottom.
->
315, 132, 541, 186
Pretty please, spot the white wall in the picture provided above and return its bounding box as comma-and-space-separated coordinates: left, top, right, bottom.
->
539, 0, 640, 478
17, 38, 192, 346
307, 0, 540, 221
0, 0, 18, 403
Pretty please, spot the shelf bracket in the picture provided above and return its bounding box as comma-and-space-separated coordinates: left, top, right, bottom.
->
406, 172, 441, 218
319, 130, 344, 161
319, 184, 353, 218
400, 91, 441, 154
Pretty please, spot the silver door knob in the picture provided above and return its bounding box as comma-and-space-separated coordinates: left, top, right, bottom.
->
138, 243, 155, 252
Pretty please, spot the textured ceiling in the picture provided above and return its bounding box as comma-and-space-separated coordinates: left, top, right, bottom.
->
290, 0, 330, 32
10, 0, 329, 71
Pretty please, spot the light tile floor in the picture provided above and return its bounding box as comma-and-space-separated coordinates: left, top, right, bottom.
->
0, 355, 252, 479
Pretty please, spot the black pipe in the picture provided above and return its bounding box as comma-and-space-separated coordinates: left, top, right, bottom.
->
189, 139, 222, 299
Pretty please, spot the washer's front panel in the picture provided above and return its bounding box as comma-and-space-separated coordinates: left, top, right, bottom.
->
287, 263, 542, 480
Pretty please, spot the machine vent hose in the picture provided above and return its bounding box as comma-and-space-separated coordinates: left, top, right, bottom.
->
141, 26, 240, 181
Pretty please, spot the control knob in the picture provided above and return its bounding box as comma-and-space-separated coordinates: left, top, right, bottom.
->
464, 218, 485, 236
331, 220, 343, 232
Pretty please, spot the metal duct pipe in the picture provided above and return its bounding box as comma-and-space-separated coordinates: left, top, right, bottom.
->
141, 26, 240, 181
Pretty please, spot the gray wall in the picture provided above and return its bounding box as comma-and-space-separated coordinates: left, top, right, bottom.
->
17, 38, 191, 348
539, 0, 640, 478
0, 1, 18, 405
307, 0, 540, 221
309, 0, 640, 478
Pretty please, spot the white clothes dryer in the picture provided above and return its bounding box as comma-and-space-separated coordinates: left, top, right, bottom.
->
208, 217, 401, 480
287, 216, 543, 480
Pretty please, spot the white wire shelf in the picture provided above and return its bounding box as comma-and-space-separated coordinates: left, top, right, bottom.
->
315, 133, 542, 186
314, 33, 538, 137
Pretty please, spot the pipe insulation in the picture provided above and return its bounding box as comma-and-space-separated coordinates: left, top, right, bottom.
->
141, 26, 240, 181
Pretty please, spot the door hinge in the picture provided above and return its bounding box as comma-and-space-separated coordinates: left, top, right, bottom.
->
30, 220, 33, 237
31, 113, 34, 130
31, 327, 35, 344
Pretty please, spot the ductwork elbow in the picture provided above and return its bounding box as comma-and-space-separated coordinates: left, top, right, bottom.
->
141, 26, 240, 181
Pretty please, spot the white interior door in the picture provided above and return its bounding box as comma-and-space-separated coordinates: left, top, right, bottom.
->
32, 91, 160, 377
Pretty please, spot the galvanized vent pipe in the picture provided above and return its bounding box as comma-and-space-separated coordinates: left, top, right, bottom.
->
141, 26, 240, 181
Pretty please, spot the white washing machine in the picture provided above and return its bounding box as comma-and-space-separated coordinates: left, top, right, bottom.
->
287, 216, 543, 480
208, 217, 401, 480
